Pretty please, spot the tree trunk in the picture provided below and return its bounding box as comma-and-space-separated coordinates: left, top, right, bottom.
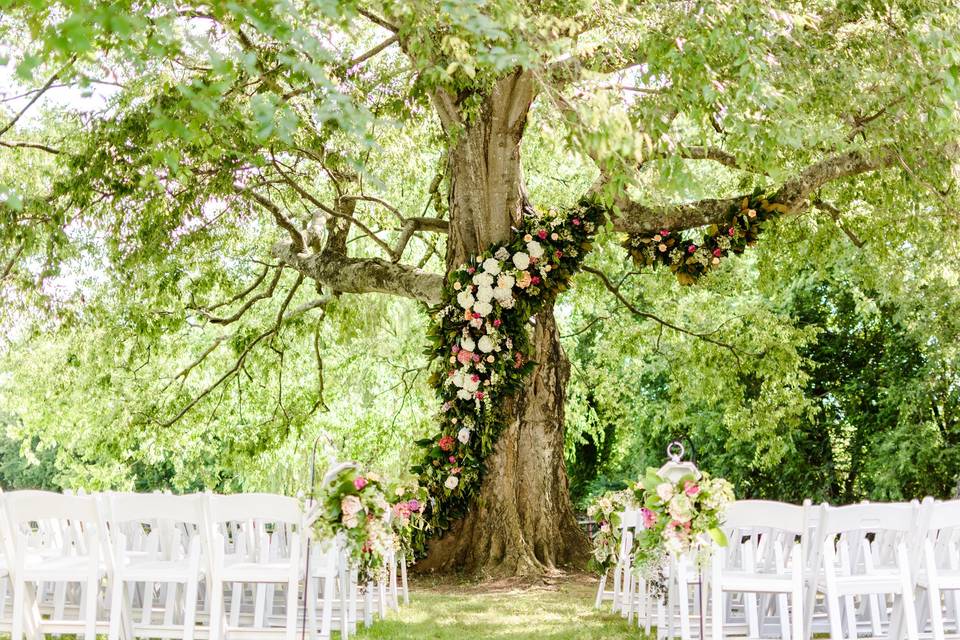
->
418, 72, 590, 577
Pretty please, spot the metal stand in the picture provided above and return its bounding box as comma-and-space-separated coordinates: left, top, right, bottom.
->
300, 433, 332, 640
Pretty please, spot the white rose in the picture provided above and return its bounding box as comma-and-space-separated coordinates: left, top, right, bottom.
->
656, 482, 674, 502
461, 337, 476, 352
456, 290, 474, 309
497, 273, 515, 289
482, 258, 501, 275
444, 476, 460, 490
341, 495, 363, 517
463, 376, 479, 392
457, 389, 472, 400
457, 427, 471, 444
477, 335, 495, 353
669, 494, 694, 523
526, 241, 544, 258
476, 285, 494, 303
473, 301, 492, 317
512, 252, 530, 270
451, 371, 465, 388
473, 272, 494, 287
343, 514, 359, 529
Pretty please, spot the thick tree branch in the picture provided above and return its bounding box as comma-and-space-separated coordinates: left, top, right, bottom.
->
273, 241, 443, 305
0, 140, 60, 154
392, 216, 450, 263
239, 186, 306, 251
813, 198, 865, 248
346, 35, 399, 69
611, 146, 903, 235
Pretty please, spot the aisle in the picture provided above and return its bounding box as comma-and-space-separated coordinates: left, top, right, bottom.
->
354, 573, 640, 640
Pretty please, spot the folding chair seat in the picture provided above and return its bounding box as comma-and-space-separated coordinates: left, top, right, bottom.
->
917, 498, 960, 640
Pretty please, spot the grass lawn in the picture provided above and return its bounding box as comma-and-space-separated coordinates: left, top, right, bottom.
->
354, 573, 641, 639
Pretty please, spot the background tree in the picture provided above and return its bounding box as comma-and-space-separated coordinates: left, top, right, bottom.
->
1, 0, 958, 577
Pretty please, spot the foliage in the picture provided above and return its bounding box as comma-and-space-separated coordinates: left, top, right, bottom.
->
387, 478, 429, 559
310, 465, 394, 581
413, 200, 603, 540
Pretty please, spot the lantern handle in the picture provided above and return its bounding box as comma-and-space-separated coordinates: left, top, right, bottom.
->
667, 441, 685, 463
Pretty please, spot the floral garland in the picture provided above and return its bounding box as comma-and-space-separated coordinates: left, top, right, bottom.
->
631, 468, 734, 573
411, 199, 605, 543
586, 489, 635, 573
310, 466, 395, 581
625, 192, 788, 285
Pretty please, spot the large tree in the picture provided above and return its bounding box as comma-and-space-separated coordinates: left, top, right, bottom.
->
1, 0, 958, 576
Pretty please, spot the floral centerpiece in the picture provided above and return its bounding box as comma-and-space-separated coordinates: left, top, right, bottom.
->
586, 489, 634, 573
630, 468, 735, 573
310, 465, 395, 581
411, 199, 605, 545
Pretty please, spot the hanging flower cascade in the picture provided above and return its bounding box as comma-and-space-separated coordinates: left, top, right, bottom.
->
625, 193, 788, 285
309, 466, 395, 581
411, 199, 605, 544
586, 489, 635, 573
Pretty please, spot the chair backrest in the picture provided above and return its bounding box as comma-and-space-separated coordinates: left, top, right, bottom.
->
820, 502, 917, 536
108, 492, 207, 526
723, 500, 807, 535
926, 499, 960, 532
4, 490, 99, 525
206, 493, 304, 527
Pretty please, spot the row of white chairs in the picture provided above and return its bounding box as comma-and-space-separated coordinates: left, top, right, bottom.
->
597, 497, 960, 640
0, 487, 410, 640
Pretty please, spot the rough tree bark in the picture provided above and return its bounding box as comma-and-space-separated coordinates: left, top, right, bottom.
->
417, 71, 591, 577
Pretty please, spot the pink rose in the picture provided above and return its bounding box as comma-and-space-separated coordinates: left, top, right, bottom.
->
660, 229, 670, 236
448, 456, 456, 463
471, 374, 480, 382
471, 353, 480, 362
493, 319, 501, 327
537, 229, 547, 240
684, 481, 700, 496
439, 435, 455, 451
475, 391, 485, 400
452, 345, 460, 354
451, 467, 462, 474
457, 350, 473, 365
407, 499, 421, 512
572, 218, 581, 226
712, 248, 722, 257
353, 476, 367, 491
530, 276, 541, 285
466, 267, 475, 274
728, 227, 735, 236
687, 244, 697, 253
555, 250, 563, 259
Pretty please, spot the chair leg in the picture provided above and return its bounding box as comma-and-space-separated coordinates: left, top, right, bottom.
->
925, 541, 945, 640
285, 576, 298, 640
84, 574, 98, 640
791, 546, 804, 640
321, 575, 334, 640
12, 578, 25, 640
711, 555, 723, 640
306, 577, 319, 640
209, 579, 224, 640
898, 544, 920, 640
400, 556, 409, 606
183, 578, 200, 640
108, 578, 125, 640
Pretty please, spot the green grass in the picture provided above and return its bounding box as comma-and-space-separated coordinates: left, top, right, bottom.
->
354, 574, 642, 639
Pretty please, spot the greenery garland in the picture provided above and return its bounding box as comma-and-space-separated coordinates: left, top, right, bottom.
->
411, 199, 606, 548
625, 192, 788, 284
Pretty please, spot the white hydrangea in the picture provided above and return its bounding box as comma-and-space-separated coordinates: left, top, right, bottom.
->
451, 371, 465, 388
463, 375, 479, 392
497, 273, 515, 290
512, 252, 530, 270
473, 300, 492, 317
476, 285, 494, 303
457, 389, 471, 400
526, 241, 544, 259
456, 290, 474, 309
492, 286, 513, 304
482, 258, 501, 275
477, 335, 495, 353
473, 272, 494, 287
461, 337, 476, 352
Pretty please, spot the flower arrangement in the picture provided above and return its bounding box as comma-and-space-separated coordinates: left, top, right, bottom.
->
625, 192, 788, 284
586, 489, 635, 573
387, 479, 429, 559
311, 466, 395, 581
412, 198, 605, 543
630, 468, 735, 573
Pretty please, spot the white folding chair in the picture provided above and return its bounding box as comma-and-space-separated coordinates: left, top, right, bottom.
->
0, 492, 15, 636
711, 500, 806, 640
4, 490, 108, 640
104, 492, 207, 640
917, 498, 960, 640
818, 502, 921, 640
206, 493, 304, 640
